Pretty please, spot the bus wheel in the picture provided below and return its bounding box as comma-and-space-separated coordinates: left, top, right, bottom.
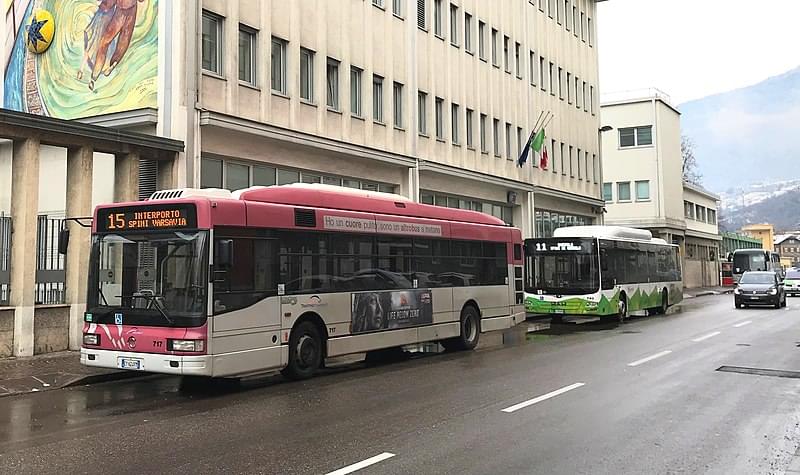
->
282, 321, 323, 380
617, 295, 628, 324
657, 289, 669, 315
442, 305, 481, 351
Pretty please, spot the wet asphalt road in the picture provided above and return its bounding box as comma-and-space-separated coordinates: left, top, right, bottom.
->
1, 294, 799, 474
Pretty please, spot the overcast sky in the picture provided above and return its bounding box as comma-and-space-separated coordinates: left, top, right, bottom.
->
597, 0, 800, 104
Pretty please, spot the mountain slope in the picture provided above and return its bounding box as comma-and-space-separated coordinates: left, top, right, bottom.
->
679, 67, 800, 191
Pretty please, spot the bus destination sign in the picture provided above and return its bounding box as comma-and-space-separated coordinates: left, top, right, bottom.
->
97, 204, 197, 232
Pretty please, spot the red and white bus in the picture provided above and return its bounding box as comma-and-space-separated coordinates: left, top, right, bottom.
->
80, 184, 525, 379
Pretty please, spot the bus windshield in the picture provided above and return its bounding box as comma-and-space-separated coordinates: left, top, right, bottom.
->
733, 251, 766, 273
87, 231, 208, 327
526, 238, 599, 295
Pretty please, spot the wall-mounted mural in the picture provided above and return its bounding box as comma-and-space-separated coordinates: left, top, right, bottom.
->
4, 0, 158, 119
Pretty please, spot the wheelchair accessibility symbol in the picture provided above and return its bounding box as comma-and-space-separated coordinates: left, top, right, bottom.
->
114, 313, 123, 325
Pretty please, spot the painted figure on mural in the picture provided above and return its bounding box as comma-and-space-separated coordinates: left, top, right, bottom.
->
77, 0, 146, 90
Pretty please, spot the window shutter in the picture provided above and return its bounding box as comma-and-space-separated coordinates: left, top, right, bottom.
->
417, 0, 426, 28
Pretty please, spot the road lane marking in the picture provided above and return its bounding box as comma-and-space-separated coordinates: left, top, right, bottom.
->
326, 452, 396, 475
692, 331, 721, 343
733, 320, 752, 328
627, 350, 672, 367
31, 376, 51, 387
501, 383, 586, 413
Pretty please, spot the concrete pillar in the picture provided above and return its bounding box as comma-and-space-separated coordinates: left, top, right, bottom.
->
157, 156, 177, 190
65, 146, 93, 350
9, 138, 40, 356
114, 152, 139, 202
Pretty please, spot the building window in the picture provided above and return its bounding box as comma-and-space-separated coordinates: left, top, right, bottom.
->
478, 21, 486, 59
584, 151, 588, 181
636, 180, 650, 201
573, 5, 578, 37
464, 13, 473, 52
238, 25, 256, 85
423, 191, 513, 224
549, 62, 555, 95
417, 0, 426, 29
503, 36, 511, 73
491, 28, 499, 67
529, 51, 536, 86
300, 47, 315, 102
201, 157, 223, 188
567, 144, 572, 177
548, 0, 554, 18
480, 113, 488, 153
350, 66, 363, 116
540, 56, 546, 90
684, 201, 694, 219
393, 82, 404, 128
201, 11, 222, 74
603, 183, 613, 202
435, 97, 444, 139
556, 0, 562, 23
418, 91, 427, 135
450, 4, 459, 46
588, 17, 593, 46
535, 210, 592, 238
558, 67, 564, 100
708, 209, 717, 224
571, 146, 576, 178
451, 103, 460, 144
514, 42, 522, 78
575, 76, 580, 109
493, 118, 501, 156
326, 58, 340, 110
583, 81, 588, 111
373, 0, 384, 7
553, 139, 560, 175
271, 37, 287, 93
434, 0, 443, 36
590, 86, 595, 115
565, 0, 571, 30
592, 154, 598, 183
393, 0, 403, 17
619, 126, 653, 147
505, 122, 512, 159
373, 75, 384, 123
618, 182, 631, 201
581, 11, 586, 41
517, 127, 524, 161
466, 109, 474, 147
566, 72, 572, 103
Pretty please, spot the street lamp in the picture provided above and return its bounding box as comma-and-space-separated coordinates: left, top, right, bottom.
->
597, 126, 614, 224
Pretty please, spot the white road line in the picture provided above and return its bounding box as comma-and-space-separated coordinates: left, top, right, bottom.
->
692, 331, 721, 343
501, 383, 586, 413
733, 320, 752, 328
627, 350, 673, 367
326, 453, 396, 475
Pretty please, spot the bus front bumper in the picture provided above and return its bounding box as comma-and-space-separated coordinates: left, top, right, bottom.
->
80, 348, 212, 376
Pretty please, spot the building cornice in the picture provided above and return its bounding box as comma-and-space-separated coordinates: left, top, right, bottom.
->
685, 229, 723, 241
683, 181, 720, 201
77, 108, 159, 129
199, 110, 418, 168
418, 160, 535, 192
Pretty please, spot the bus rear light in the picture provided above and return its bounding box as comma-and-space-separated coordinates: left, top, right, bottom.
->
168, 339, 205, 352
83, 333, 100, 346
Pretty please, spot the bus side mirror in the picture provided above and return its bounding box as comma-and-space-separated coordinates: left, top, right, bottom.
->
57, 229, 70, 255
216, 239, 234, 269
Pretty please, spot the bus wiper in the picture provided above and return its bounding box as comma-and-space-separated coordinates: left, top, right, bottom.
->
115, 292, 174, 325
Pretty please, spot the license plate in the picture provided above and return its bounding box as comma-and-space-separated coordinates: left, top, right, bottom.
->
118, 357, 142, 370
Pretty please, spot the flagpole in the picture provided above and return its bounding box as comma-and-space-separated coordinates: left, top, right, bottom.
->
531, 110, 546, 133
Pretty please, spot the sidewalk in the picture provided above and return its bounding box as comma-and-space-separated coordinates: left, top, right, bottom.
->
0, 351, 137, 398
683, 286, 734, 299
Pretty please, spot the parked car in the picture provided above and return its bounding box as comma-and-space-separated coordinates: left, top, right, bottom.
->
784, 270, 800, 297
734, 271, 787, 309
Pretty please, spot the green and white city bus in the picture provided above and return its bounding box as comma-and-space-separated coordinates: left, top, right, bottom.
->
524, 226, 683, 322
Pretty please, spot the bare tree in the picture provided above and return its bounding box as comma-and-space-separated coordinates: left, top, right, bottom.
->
682, 135, 702, 185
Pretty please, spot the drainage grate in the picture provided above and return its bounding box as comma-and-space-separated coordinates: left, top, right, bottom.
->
717, 366, 800, 379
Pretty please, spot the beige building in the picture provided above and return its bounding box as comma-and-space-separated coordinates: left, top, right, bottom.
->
600, 90, 722, 288
741, 223, 775, 251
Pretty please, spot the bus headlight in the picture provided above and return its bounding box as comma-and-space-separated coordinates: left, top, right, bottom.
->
168, 339, 205, 352
83, 333, 100, 346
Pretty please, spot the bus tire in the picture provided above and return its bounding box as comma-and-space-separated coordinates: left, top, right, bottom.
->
442, 305, 481, 351
617, 294, 628, 324
282, 321, 323, 380
657, 289, 669, 315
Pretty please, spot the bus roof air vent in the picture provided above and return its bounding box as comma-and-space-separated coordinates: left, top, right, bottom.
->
147, 188, 233, 201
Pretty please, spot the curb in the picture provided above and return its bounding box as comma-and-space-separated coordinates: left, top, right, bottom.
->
61, 370, 151, 388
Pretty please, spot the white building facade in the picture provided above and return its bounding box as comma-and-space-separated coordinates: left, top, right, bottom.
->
600, 91, 721, 288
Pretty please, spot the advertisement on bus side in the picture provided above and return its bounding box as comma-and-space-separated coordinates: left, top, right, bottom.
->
351, 289, 433, 334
